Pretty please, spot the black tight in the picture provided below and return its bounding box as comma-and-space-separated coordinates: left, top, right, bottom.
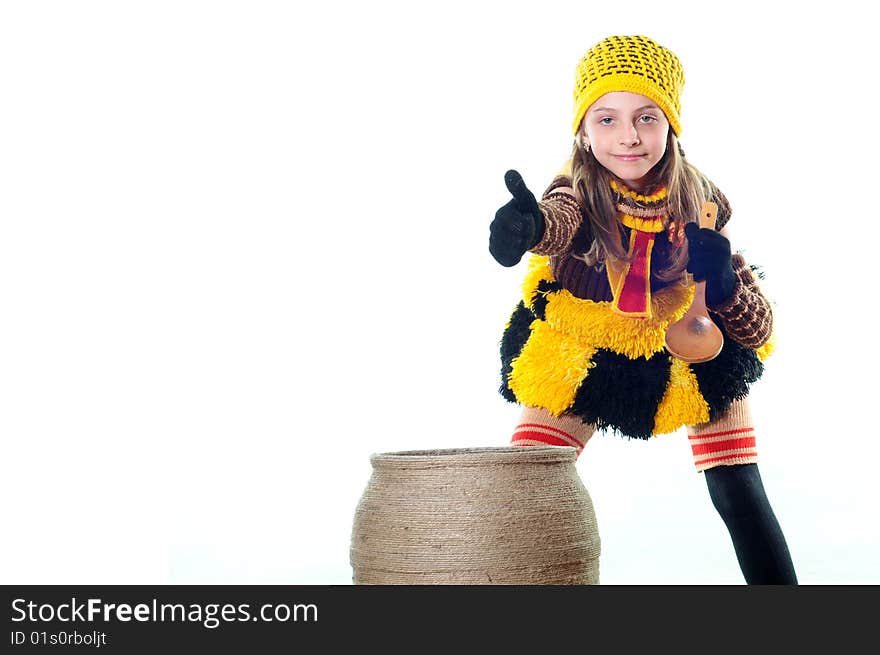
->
704, 464, 798, 584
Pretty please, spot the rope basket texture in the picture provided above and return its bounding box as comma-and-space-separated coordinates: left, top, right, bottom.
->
350, 446, 600, 584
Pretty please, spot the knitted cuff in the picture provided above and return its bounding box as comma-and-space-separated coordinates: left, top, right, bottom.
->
511, 406, 596, 458
709, 254, 773, 349
532, 190, 581, 256
544, 175, 573, 196
687, 398, 757, 472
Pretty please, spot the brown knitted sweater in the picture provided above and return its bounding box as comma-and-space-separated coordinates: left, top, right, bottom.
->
709, 254, 773, 349
531, 175, 773, 349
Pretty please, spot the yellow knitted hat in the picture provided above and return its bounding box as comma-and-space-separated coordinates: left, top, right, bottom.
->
572, 35, 685, 136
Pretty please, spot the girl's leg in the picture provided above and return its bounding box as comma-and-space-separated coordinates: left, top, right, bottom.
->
509, 406, 596, 457
688, 398, 798, 584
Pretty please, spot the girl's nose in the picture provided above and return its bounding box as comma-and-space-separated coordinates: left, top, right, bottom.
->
619, 124, 640, 146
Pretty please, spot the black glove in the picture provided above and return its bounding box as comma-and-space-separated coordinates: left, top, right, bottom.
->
489, 170, 546, 267
684, 222, 736, 306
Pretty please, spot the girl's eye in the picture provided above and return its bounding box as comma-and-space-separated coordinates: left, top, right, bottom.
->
639, 115, 657, 124
599, 117, 613, 125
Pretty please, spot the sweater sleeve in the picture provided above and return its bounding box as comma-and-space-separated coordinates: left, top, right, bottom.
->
530, 175, 583, 257
708, 253, 773, 349
709, 181, 733, 231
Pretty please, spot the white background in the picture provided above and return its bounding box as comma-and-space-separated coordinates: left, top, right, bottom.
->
1, 0, 877, 584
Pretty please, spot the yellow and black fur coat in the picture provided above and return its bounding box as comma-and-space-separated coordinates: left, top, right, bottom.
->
498, 178, 773, 440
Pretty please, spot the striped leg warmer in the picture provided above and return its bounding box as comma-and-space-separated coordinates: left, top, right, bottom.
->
687, 398, 758, 472
510, 406, 596, 457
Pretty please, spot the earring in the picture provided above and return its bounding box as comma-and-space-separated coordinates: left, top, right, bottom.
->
582, 139, 590, 153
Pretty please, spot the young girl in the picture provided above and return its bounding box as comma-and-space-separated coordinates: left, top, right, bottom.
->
489, 35, 797, 584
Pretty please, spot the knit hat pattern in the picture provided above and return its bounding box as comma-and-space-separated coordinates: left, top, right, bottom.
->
572, 35, 685, 136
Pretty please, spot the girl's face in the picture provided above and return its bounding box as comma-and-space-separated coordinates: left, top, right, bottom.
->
581, 91, 670, 189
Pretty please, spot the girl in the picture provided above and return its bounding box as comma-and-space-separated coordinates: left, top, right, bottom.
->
489, 35, 797, 584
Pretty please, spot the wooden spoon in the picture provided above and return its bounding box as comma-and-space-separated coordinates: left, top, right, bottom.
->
664, 202, 724, 363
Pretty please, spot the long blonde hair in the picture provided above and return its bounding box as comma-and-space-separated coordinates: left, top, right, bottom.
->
571, 131, 729, 281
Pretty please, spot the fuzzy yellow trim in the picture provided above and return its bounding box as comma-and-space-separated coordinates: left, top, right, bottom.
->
653, 358, 710, 435
610, 179, 667, 203
521, 255, 554, 310
522, 257, 694, 359
508, 319, 597, 416
619, 213, 665, 233
755, 333, 775, 361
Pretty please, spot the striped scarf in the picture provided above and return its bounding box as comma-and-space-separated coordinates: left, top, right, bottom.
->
605, 180, 671, 319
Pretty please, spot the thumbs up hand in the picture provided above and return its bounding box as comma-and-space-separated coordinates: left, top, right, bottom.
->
489, 170, 546, 267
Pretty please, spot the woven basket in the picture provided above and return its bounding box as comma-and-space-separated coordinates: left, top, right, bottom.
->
350, 446, 600, 584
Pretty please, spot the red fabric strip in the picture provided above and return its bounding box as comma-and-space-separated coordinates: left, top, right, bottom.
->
617, 231, 654, 313
516, 422, 584, 444
511, 430, 581, 449
689, 436, 757, 456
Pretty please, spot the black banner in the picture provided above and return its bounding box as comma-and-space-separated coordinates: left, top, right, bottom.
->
1, 585, 875, 651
